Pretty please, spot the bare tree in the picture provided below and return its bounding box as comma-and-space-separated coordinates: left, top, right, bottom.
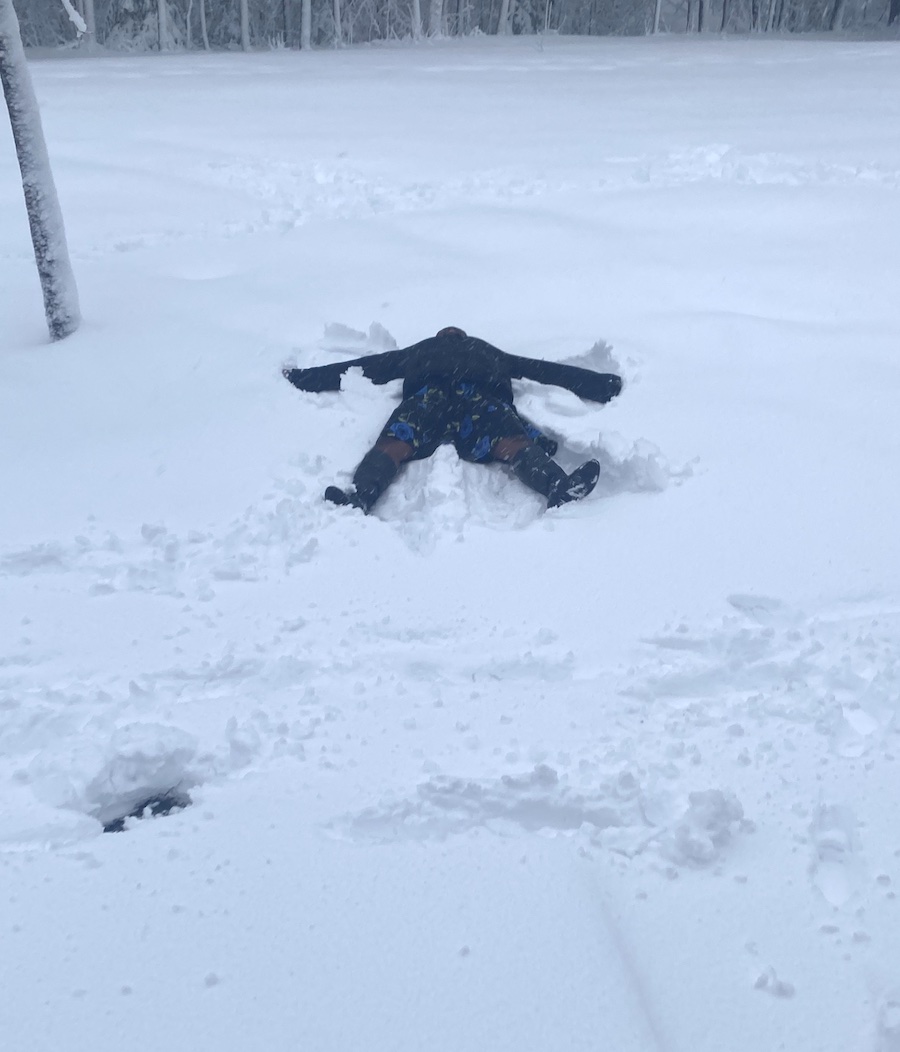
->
0, 0, 80, 341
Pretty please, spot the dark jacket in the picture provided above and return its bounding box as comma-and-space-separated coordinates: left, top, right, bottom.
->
283, 332, 622, 406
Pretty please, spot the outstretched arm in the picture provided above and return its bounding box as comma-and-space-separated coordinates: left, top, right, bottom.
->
505, 354, 623, 404
283, 349, 408, 392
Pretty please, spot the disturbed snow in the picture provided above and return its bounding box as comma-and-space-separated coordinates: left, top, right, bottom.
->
2, 34, 900, 1052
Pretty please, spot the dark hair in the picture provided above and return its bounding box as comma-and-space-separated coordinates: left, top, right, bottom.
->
435, 326, 467, 338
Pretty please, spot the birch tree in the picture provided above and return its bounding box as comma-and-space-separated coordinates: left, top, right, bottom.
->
240, 0, 250, 48
429, 0, 444, 33
0, 0, 80, 341
300, 0, 311, 47
198, 0, 210, 49
157, 0, 168, 47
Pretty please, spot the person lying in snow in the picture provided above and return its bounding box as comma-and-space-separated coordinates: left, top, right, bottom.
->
282, 326, 623, 514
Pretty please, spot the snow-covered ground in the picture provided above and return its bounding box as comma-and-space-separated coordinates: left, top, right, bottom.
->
2, 34, 900, 1051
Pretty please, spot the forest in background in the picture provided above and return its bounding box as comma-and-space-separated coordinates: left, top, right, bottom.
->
15, 0, 900, 51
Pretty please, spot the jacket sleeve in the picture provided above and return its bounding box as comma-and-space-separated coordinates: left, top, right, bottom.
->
505, 353, 623, 404
283, 350, 407, 392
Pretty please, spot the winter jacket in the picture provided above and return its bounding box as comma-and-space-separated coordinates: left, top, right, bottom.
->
282, 332, 623, 406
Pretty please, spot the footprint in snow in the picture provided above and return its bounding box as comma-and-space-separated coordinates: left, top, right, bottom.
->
809, 802, 863, 909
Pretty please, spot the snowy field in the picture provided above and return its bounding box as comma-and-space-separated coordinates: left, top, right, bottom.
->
2, 34, 900, 1051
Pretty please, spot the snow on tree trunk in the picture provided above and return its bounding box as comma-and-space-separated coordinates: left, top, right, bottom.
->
652, 0, 662, 31
0, 0, 80, 342
240, 0, 250, 50
300, 0, 311, 48
333, 0, 343, 44
497, 0, 510, 31
411, 0, 423, 38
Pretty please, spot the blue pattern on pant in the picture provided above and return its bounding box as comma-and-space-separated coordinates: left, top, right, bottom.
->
377, 382, 533, 464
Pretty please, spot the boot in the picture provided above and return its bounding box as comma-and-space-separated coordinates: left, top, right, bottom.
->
324, 449, 398, 514
511, 445, 600, 509
548, 459, 601, 508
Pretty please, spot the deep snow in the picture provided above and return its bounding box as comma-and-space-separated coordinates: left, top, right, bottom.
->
2, 34, 900, 1052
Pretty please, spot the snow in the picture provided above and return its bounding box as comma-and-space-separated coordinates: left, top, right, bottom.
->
2, 34, 900, 1052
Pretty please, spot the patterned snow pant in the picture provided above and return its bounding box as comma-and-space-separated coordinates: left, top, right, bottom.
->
380, 382, 552, 463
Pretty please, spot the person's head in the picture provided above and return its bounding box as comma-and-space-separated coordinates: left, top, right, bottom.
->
435, 326, 467, 339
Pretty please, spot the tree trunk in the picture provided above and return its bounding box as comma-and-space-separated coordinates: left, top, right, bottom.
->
84, 0, 96, 41
283, 0, 293, 44
186, 0, 193, 48
199, 0, 210, 48
497, 0, 510, 31
300, 0, 311, 47
0, 0, 81, 341
240, 0, 250, 49
719, 0, 728, 31
890, 0, 900, 23
333, 0, 343, 43
157, 0, 168, 48
652, 0, 663, 31
827, 0, 846, 27
411, 0, 423, 36
697, 0, 705, 29
429, 0, 444, 34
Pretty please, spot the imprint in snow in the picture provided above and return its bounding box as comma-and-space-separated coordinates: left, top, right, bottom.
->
726, 593, 790, 624
809, 802, 863, 909
332, 764, 635, 843
29, 723, 200, 830
0, 542, 70, 575
876, 996, 900, 1052
754, 967, 795, 998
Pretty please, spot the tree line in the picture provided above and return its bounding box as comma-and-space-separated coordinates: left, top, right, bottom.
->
14, 0, 900, 49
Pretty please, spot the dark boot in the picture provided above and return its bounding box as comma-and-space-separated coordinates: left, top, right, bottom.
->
547, 459, 601, 508
324, 449, 398, 514
511, 445, 600, 509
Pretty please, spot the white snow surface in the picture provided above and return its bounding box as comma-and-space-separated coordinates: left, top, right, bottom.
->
2, 35, 900, 1052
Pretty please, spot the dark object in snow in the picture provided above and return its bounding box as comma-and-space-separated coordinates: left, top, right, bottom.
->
0, 0, 81, 341
102, 790, 192, 833
284, 328, 621, 514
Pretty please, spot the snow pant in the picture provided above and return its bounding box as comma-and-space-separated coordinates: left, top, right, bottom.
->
379, 382, 548, 462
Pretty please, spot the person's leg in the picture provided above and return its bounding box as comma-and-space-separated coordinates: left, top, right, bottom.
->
455, 395, 600, 508
501, 441, 600, 507
325, 388, 448, 514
